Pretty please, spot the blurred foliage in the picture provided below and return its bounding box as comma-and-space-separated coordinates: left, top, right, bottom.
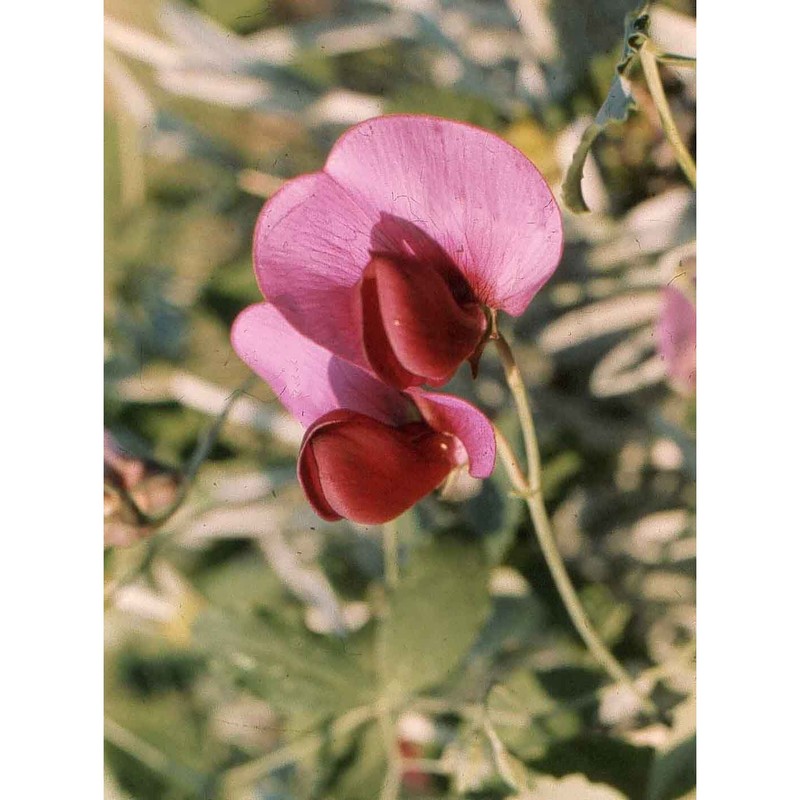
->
105, 0, 696, 797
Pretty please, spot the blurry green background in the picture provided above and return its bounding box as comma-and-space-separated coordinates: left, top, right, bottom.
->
104, 1, 696, 798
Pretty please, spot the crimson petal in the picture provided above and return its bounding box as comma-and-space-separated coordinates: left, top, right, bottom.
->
297, 409, 457, 524
360, 255, 486, 389
408, 389, 496, 479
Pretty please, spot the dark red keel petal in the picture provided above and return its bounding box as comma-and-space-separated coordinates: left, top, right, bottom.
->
297, 409, 456, 524
360, 255, 486, 389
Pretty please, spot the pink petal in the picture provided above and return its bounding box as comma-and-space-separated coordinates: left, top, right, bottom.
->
252, 116, 563, 376
252, 172, 374, 369
325, 115, 563, 315
656, 287, 696, 391
408, 388, 496, 478
231, 303, 412, 427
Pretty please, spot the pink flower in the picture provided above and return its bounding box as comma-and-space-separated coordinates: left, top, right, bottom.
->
250, 114, 563, 389
657, 286, 696, 393
232, 303, 495, 524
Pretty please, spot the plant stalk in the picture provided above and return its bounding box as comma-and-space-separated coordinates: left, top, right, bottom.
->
492, 334, 654, 713
639, 38, 697, 187
383, 518, 400, 589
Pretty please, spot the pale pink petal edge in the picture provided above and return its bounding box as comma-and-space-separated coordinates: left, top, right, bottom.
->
231, 303, 410, 427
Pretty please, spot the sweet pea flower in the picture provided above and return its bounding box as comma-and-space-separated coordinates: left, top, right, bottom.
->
656, 285, 696, 393
250, 114, 563, 389
232, 303, 495, 524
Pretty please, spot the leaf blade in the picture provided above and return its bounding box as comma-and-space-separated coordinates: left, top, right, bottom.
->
378, 535, 491, 701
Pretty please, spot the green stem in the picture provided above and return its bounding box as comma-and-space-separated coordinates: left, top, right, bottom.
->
383, 518, 400, 589
492, 329, 540, 488
492, 426, 529, 497
639, 38, 697, 187
493, 335, 655, 714
655, 51, 696, 69
149, 374, 258, 526
524, 491, 651, 703
377, 699, 402, 800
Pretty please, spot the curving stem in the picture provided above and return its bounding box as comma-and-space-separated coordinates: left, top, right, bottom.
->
492, 332, 655, 714
639, 38, 697, 188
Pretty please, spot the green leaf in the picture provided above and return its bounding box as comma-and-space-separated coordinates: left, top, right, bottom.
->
194, 554, 286, 615
441, 590, 549, 702
105, 648, 217, 792
521, 773, 629, 800
579, 584, 632, 646
541, 451, 583, 501
104, 730, 209, 800
532, 735, 654, 799
327, 721, 387, 800
646, 734, 696, 800
471, 594, 548, 663
378, 535, 491, 701
195, 0, 273, 33
562, 75, 636, 214
442, 728, 498, 795
483, 719, 537, 793
463, 463, 525, 565
647, 696, 696, 800
561, 3, 652, 213
443, 724, 532, 795
488, 670, 580, 761
193, 609, 375, 726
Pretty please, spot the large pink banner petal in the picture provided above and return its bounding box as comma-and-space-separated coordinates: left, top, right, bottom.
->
325, 115, 563, 315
